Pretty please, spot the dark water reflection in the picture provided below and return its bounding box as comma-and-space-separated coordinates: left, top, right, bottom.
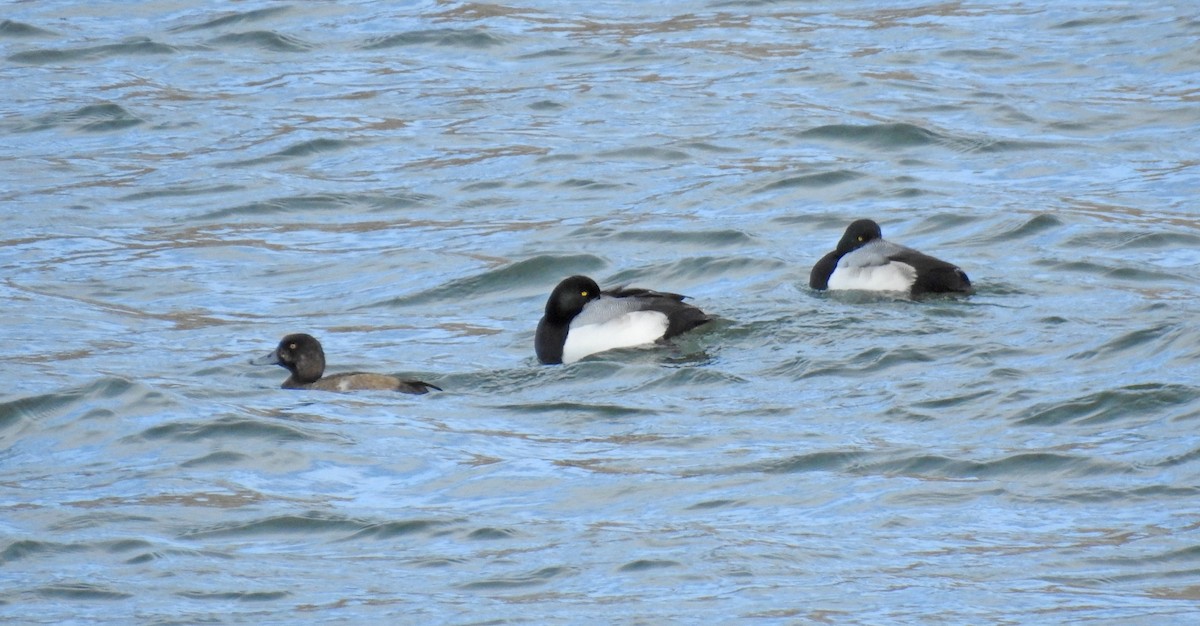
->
2, 1, 1200, 623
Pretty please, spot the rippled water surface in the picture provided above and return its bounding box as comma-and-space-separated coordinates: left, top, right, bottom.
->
3, 1, 1200, 623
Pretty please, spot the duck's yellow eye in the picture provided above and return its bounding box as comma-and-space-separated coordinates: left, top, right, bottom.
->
580, 291, 589, 297
857, 236, 864, 242
288, 343, 297, 350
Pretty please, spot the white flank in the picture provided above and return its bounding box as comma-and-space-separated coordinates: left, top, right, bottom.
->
828, 261, 917, 292
561, 310, 670, 364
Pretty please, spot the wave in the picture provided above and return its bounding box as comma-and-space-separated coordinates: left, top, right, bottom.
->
170, 7, 292, 33
9, 38, 178, 64
206, 31, 312, 52
368, 254, 607, 309
11, 103, 143, 133
362, 29, 506, 50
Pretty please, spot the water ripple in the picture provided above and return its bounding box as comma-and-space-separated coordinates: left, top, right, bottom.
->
0, 20, 56, 38
8, 38, 178, 64
36, 583, 132, 601
207, 31, 313, 52
457, 566, 575, 590
129, 416, 346, 445
195, 192, 432, 220
169, 7, 292, 33
1013, 384, 1199, 426
361, 29, 507, 50
180, 512, 371, 540
372, 254, 607, 309
11, 103, 144, 133
796, 122, 943, 148
758, 169, 865, 191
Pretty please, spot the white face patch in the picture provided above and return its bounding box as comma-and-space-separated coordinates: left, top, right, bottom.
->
828, 261, 917, 292
561, 310, 670, 364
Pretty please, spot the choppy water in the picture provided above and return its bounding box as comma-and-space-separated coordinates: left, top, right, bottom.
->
2, 1, 1199, 623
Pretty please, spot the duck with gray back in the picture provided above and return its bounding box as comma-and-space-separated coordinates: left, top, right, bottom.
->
810, 219, 972, 296
535, 275, 711, 365
251, 333, 440, 393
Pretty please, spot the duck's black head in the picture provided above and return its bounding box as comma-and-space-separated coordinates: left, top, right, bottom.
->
543, 275, 601, 323
252, 333, 326, 384
837, 219, 883, 253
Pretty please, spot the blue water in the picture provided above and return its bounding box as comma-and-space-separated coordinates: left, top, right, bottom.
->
2, 1, 1200, 623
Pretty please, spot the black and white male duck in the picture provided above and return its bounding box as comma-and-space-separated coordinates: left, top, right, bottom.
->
809, 219, 972, 296
251, 333, 440, 394
535, 275, 711, 364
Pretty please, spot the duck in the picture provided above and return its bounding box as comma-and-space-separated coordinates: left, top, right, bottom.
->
251, 333, 440, 394
809, 219, 972, 296
535, 275, 711, 365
